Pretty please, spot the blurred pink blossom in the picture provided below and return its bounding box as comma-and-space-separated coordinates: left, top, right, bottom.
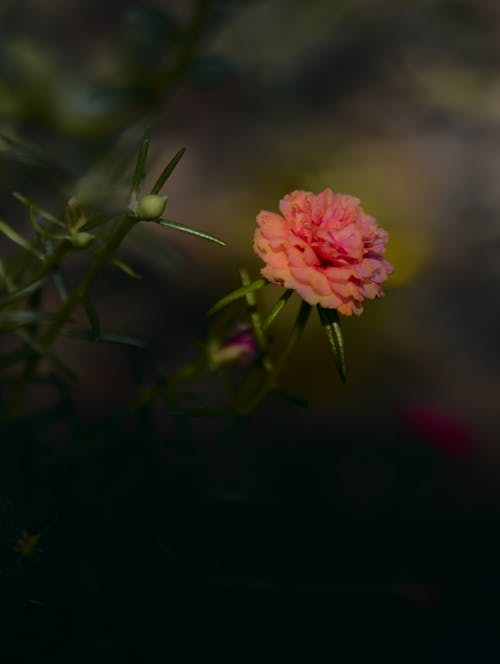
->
253, 189, 393, 315
210, 324, 257, 367
400, 405, 474, 458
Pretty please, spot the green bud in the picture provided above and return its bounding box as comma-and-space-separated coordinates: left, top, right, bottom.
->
65, 196, 86, 232
70, 231, 95, 249
136, 194, 167, 220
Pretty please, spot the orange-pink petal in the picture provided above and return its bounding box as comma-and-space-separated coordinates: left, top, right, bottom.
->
253, 188, 393, 316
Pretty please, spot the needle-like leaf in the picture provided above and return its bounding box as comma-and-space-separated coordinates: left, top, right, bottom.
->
208, 278, 267, 316
317, 305, 346, 382
239, 268, 271, 371
111, 257, 143, 279
62, 329, 148, 348
0, 220, 43, 259
262, 289, 294, 330
131, 129, 150, 196
82, 296, 100, 338
0, 279, 45, 307
0, 309, 55, 329
151, 147, 186, 195
13, 192, 65, 228
158, 219, 225, 246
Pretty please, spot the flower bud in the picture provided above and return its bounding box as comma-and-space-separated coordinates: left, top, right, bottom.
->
209, 324, 258, 367
70, 231, 95, 249
136, 194, 167, 220
65, 196, 86, 233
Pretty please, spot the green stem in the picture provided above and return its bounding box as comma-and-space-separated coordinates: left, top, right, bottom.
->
44, 217, 136, 345
239, 268, 272, 373
17, 240, 72, 292
262, 289, 294, 331
275, 300, 311, 374
237, 300, 311, 415
201, 300, 311, 462
158, 0, 213, 90
5, 215, 137, 419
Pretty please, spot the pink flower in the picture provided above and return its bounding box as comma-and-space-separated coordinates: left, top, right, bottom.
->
400, 405, 474, 458
210, 324, 257, 367
253, 189, 394, 315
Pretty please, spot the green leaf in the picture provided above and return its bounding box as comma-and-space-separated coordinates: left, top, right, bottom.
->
0, 279, 44, 307
111, 257, 143, 279
208, 278, 267, 316
317, 305, 346, 382
28, 207, 67, 240
13, 192, 65, 228
98, 333, 147, 348
82, 296, 100, 337
51, 268, 69, 301
0, 220, 43, 259
277, 389, 309, 408
17, 330, 77, 381
158, 219, 225, 246
0, 309, 55, 329
131, 129, 150, 196
239, 268, 271, 372
262, 289, 294, 331
0, 258, 14, 295
232, 301, 310, 413
62, 329, 148, 348
151, 147, 186, 194
12, 191, 33, 207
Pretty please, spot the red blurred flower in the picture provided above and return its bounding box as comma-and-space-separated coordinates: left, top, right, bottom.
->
400, 405, 474, 458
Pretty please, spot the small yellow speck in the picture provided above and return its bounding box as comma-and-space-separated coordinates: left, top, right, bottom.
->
14, 530, 41, 556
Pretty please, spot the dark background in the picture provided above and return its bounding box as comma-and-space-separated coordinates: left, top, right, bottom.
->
1, 0, 500, 660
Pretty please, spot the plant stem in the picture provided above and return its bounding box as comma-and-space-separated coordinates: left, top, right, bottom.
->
239, 268, 272, 373
43, 217, 136, 345
5, 215, 138, 419
237, 300, 311, 415
158, 0, 213, 90
18, 240, 72, 291
201, 301, 311, 462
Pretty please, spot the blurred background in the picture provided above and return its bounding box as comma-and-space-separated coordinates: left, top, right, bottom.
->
2, 0, 500, 659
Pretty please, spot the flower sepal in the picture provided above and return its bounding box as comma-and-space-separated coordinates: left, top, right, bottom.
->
317, 305, 346, 383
